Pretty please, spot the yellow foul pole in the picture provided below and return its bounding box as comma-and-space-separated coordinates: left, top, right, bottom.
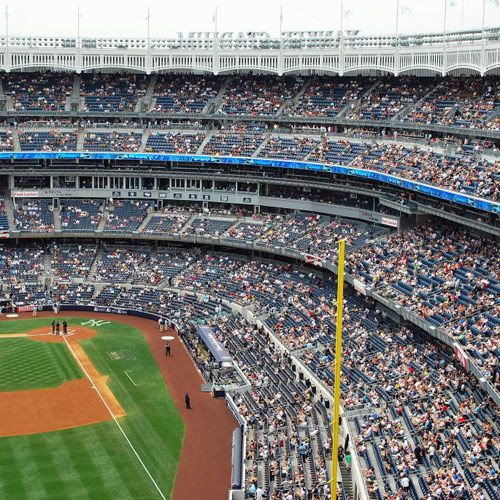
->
331, 239, 345, 498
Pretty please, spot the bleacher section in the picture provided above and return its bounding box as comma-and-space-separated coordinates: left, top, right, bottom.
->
152, 75, 220, 113
145, 132, 204, 153
83, 131, 142, 152
18, 130, 78, 151
80, 74, 148, 112
14, 199, 54, 232
60, 199, 102, 232
104, 200, 150, 232
0, 240, 497, 500
5, 72, 72, 111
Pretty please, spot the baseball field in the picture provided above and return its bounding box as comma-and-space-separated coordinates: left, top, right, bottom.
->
0, 316, 185, 500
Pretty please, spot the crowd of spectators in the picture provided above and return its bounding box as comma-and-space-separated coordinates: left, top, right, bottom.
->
347, 222, 499, 383
93, 247, 149, 283
60, 199, 102, 231
0, 244, 45, 284
83, 131, 142, 152
51, 283, 95, 305
145, 131, 205, 153
308, 138, 499, 201
129, 249, 192, 286
141, 212, 189, 235
1, 73, 498, 132
18, 130, 77, 151
14, 199, 54, 232
2, 128, 499, 203
217, 76, 302, 116
345, 77, 439, 121
2, 204, 498, 390
287, 77, 374, 118
0, 131, 14, 151
203, 125, 265, 157
260, 136, 319, 160
50, 243, 97, 279
104, 200, 151, 232
404, 77, 499, 129
5, 72, 72, 111
152, 75, 220, 113
224, 218, 273, 243
80, 74, 148, 112
0, 240, 498, 499
190, 216, 236, 237
298, 298, 499, 499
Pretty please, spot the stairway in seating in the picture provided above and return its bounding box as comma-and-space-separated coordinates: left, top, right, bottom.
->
11, 128, 21, 151
196, 131, 214, 154
205, 76, 232, 113
76, 128, 85, 151
338, 78, 381, 119
53, 205, 62, 231
251, 133, 270, 157
88, 248, 104, 280
96, 205, 109, 232
137, 74, 157, 112
179, 213, 197, 234
339, 463, 353, 499
139, 129, 151, 152
279, 78, 311, 115
43, 252, 52, 278
396, 81, 441, 122
136, 210, 154, 232
67, 74, 81, 111
3, 194, 16, 231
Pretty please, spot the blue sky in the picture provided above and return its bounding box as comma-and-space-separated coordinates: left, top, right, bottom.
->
2, 0, 500, 38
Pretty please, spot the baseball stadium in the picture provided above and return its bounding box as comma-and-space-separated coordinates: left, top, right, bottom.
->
0, 1, 499, 499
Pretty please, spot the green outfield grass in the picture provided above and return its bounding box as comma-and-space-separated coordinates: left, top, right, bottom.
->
0, 317, 185, 500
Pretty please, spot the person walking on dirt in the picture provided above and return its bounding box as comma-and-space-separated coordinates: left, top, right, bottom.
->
63, 320, 68, 335
165, 342, 171, 357
51, 320, 56, 335
185, 393, 191, 409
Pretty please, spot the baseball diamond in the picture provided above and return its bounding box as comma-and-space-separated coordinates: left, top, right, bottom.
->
0, 314, 236, 500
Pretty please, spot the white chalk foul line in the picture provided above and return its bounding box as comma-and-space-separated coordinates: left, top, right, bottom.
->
62, 336, 165, 500
124, 371, 138, 387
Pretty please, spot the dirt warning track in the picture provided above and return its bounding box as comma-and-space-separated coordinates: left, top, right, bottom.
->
0, 326, 125, 437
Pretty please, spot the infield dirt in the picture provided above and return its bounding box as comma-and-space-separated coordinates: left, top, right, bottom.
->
0, 326, 125, 437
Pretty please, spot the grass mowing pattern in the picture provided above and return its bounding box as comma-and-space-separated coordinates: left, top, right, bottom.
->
0, 318, 60, 335
0, 318, 185, 500
0, 338, 82, 391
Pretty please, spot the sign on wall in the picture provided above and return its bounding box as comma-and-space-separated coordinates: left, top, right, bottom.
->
12, 191, 39, 198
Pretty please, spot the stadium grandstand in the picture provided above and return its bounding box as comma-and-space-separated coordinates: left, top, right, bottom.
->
0, 2, 499, 499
